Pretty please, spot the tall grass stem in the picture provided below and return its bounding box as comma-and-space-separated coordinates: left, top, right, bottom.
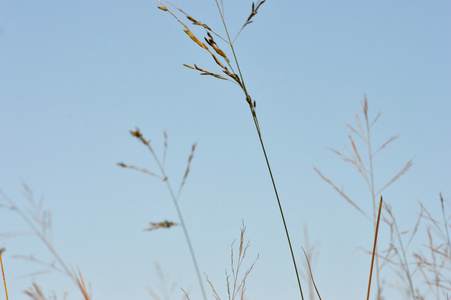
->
213, 2, 304, 298
253, 116, 305, 300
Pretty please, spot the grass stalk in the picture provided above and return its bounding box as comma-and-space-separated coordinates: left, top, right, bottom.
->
0, 249, 8, 300
315, 96, 413, 298
149, 142, 206, 300
0, 186, 90, 299
367, 196, 383, 300
214, 2, 304, 298
155, 1, 304, 298
302, 247, 321, 300
163, 170, 207, 300
120, 130, 207, 300
252, 117, 304, 300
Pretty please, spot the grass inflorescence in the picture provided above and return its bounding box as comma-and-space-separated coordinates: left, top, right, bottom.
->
156, 1, 305, 298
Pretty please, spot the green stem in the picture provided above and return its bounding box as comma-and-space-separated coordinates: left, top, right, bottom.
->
213, 2, 304, 298
251, 109, 305, 300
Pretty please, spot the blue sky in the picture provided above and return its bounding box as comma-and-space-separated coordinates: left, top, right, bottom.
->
1, 1, 450, 299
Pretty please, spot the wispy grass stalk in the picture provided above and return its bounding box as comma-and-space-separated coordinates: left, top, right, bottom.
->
194, 222, 257, 300
300, 226, 320, 300
118, 129, 206, 300
314, 96, 413, 299
155, 1, 304, 298
0, 185, 90, 299
382, 202, 420, 298
301, 247, 321, 300
411, 194, 451, 299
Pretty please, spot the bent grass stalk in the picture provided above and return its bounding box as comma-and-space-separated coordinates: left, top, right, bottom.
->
301, 247, 321, 300
156, 1, 304, 298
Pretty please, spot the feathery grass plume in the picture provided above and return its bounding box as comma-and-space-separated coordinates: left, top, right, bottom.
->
0, 185, 91, 299
119, 128, 207, 300
156, 1, 305, 298
314, 95, 413, 299
204, 222, 258, 300
0, 247, 8, 300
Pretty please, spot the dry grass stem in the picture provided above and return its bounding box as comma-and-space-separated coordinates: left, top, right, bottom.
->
178, 142, 197, 200
313, 166, 369, 220
1, 248, 8, 300
315, 96, 413, 298
206, 222, 258, 300
367, 196, 383, 300
411, 195, 451, 298
377, 196, 451, 299
120, 128, 206, 300
382, 203, 421, 298
301, 248, 321, 300
376, 159, 414, 196
0, 186, 90, 299
300, 226, 321, 300
117, 162, 166, 180
24, 283, 47, 300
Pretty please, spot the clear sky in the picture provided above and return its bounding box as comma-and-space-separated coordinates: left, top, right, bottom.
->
1, 1, 450, 299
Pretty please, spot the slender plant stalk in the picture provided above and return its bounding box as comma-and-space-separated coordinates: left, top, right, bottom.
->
440, 193, 451, 259
155, 1, 304, 297
160, 168, 207, 300
253, 117, 304, 300
367, 196, 383, 300
302, 248, 322, 300
122, 131, 207, 300
0, 249, 9, 300
212, 2, 304, 299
